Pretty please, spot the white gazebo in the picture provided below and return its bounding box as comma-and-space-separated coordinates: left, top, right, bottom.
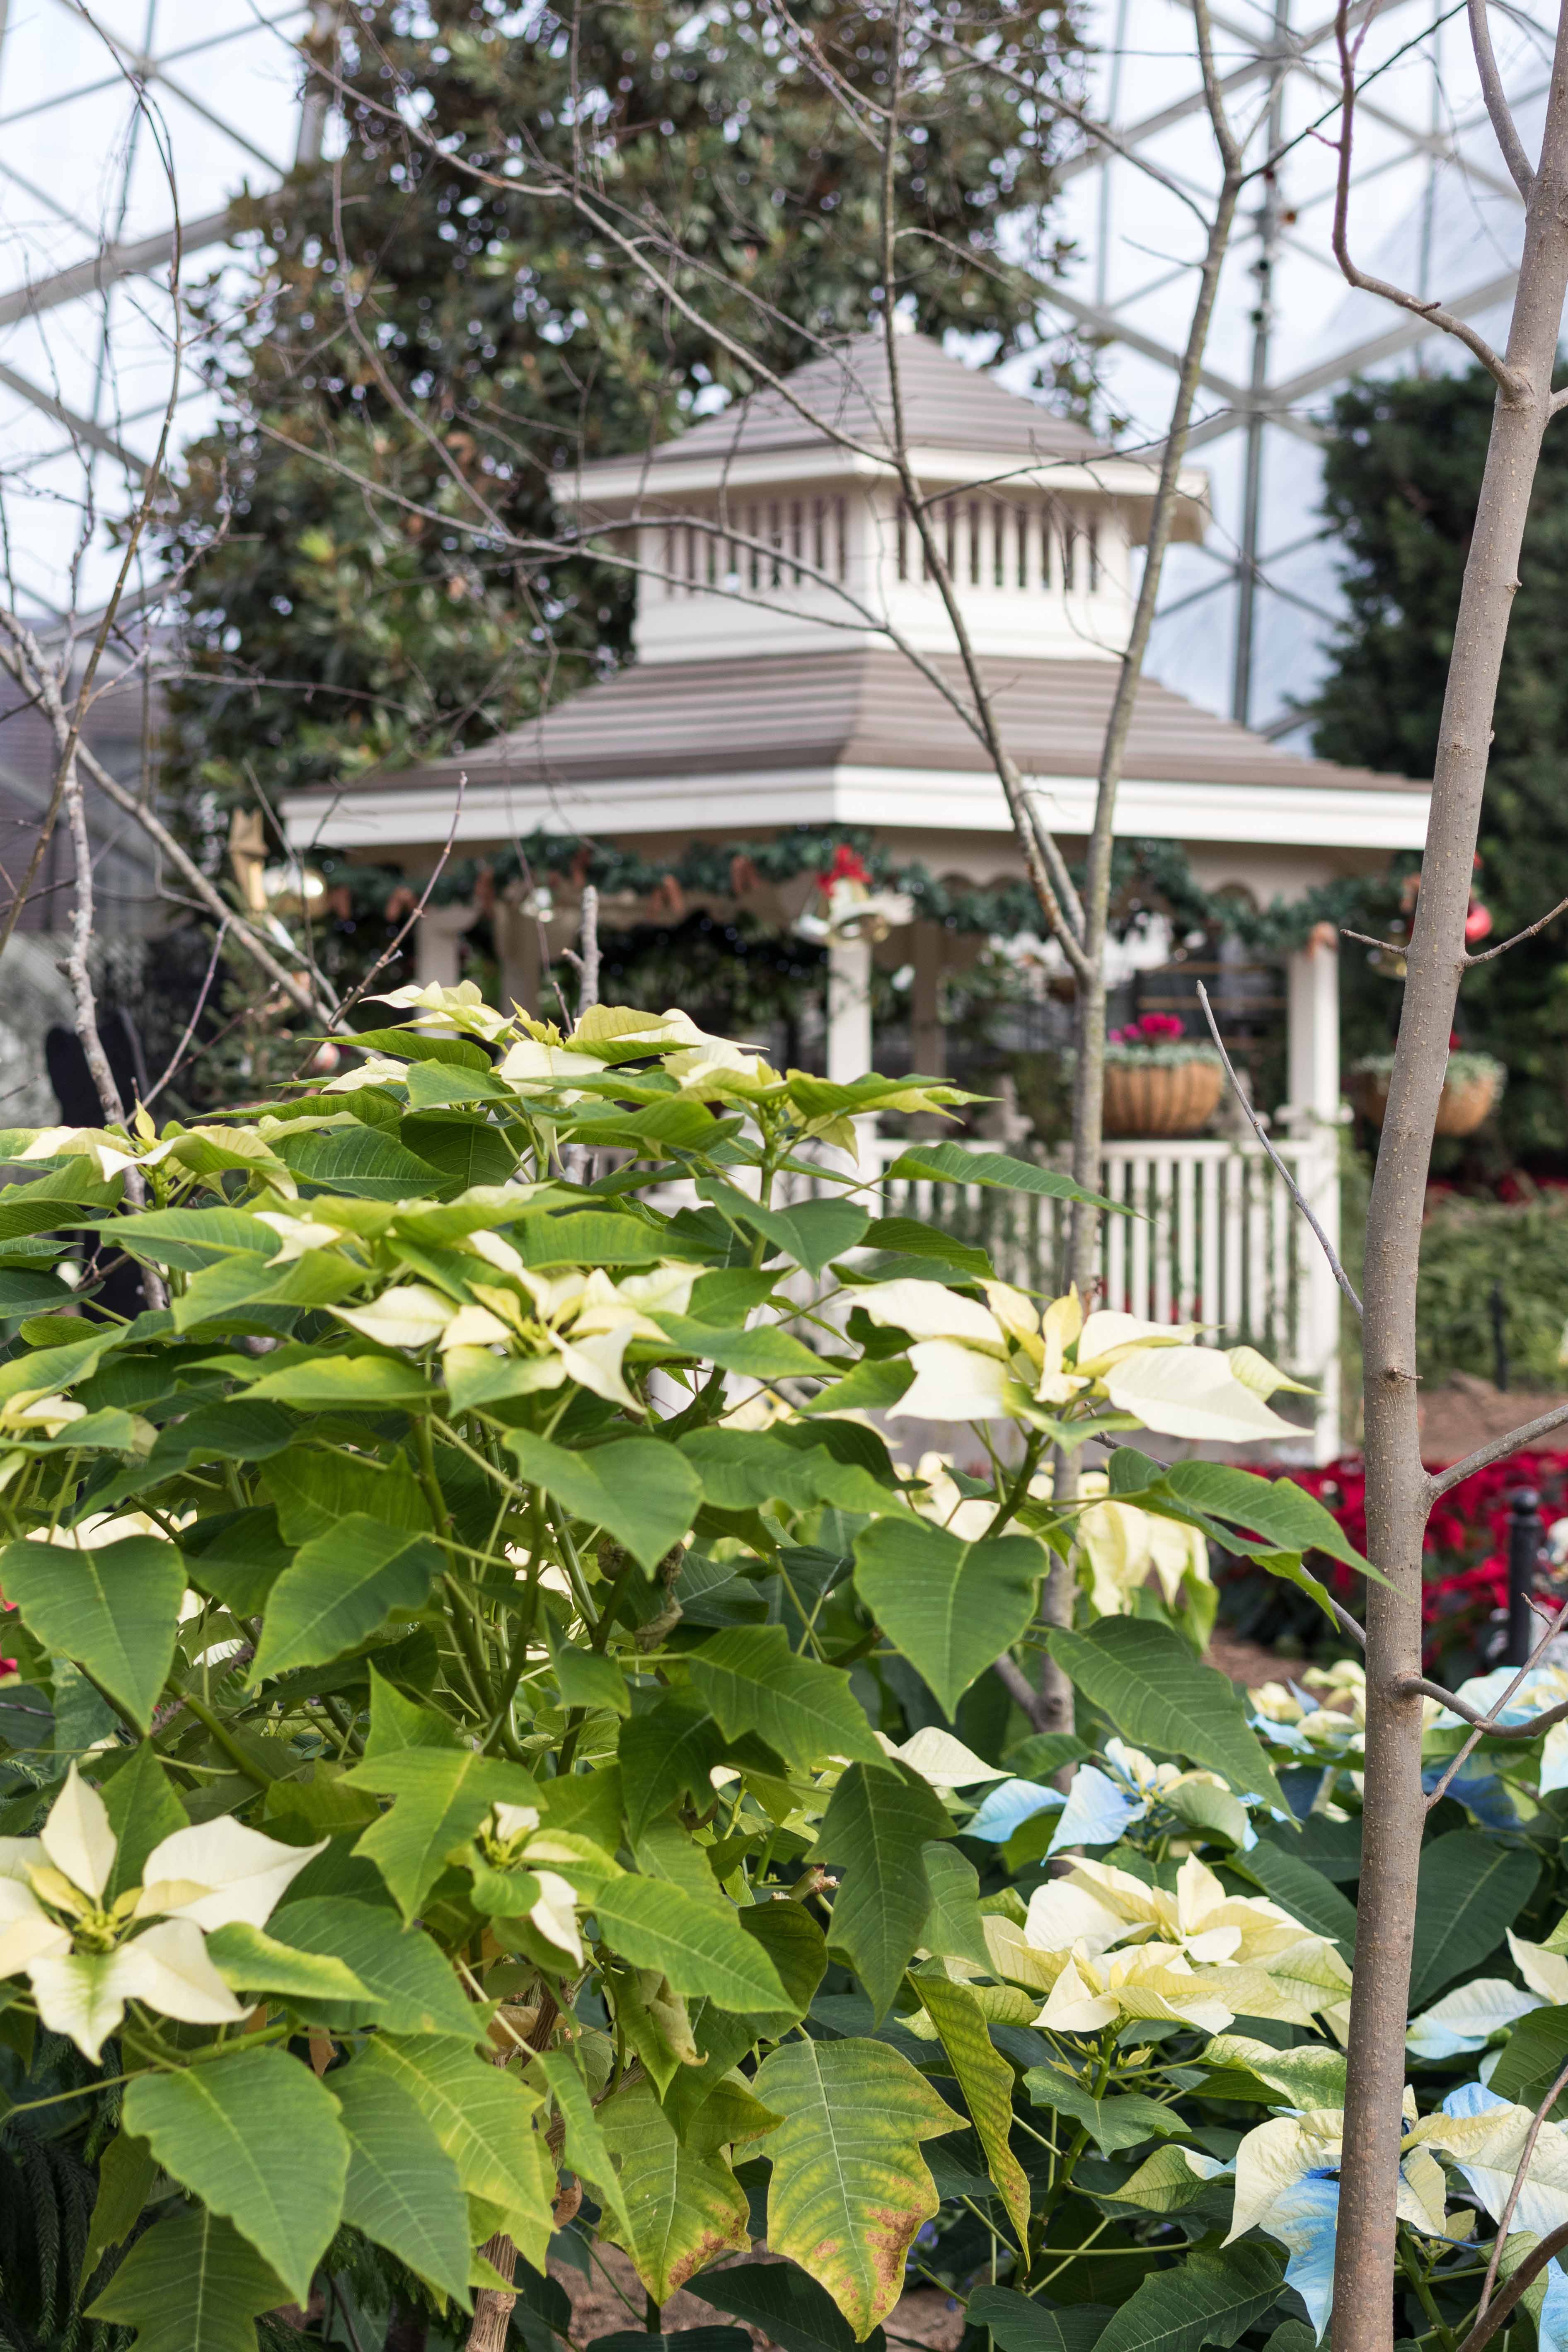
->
283, 331, 1430, 1458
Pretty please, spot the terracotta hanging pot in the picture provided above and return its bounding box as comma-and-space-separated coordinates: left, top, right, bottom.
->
1102, 1057, 1225, 1139
1352, 1055, 1504, 1139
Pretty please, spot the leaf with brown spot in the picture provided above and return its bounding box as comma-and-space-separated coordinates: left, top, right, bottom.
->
914, 1973, 1031, 2245
593, 2077, 750, 2301
754, 2037, 963, 2340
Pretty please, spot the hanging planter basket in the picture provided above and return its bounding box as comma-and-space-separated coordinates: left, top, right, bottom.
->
1351, 1052, 1505, 1139
1102, 1053, 1225, 1139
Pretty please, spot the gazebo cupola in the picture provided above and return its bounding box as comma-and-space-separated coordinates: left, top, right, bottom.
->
561, 328, 1208, 669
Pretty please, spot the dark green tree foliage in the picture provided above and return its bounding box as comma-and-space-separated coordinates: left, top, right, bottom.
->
1313, 366, 1568, 1156
161, 0, 1074, 810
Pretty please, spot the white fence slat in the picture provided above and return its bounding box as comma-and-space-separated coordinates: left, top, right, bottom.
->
1200, 1154, 1220, 1334
1176, 1154, 1197, 1323
1129, 1156, 1151, 1316
815, 1131, 1340, 1461
1270, 1165, 1291, 1357
1246, 1155, 1268, 1346
1222, 1152, 1244, 1338
1152, 1155, 1174, 1326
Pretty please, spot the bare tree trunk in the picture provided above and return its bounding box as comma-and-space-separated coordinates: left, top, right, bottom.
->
577, 883, 600, 1016
1332, 18, 1568, 2342
58, 754, 166, 1308
467, 2233, 518, 2352
60, 753, 126, 1129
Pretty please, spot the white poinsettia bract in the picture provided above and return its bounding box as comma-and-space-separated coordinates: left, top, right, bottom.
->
0, 1766, 324, 2062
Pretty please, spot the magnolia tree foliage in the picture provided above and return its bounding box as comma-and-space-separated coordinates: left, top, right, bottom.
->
0, 995, 1562, 2352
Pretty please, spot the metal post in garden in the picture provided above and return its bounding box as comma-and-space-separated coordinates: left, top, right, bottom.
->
1505, 1485, 1544, 1668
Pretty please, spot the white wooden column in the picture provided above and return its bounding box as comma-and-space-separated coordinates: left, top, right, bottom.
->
415, 902, 476, 992
826, 932, 877, 1179
826, 933, 873, 1083
1283, 921, 1343, 1462
496, 890, 542, 1014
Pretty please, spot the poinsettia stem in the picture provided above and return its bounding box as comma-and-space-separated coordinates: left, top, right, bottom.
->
414, 1411, 454, 1535
441, 1573, 498, 1713
483, 1595, 539, 1756
163, 1686, 269, 1786
1398, 2231, 1457, 2352
984, 1434, 1045, 1540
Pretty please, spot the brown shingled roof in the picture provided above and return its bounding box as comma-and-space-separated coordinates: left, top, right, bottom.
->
584, 330, 1105, 477
330, 647, 1423, 797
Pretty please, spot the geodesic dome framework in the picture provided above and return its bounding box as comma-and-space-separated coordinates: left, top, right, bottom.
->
0, 0, 1547, 715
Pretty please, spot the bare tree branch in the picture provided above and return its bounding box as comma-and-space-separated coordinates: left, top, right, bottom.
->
1197, 980, 1364, 1316
143, 914, 229, 1108
287, 10, 1097, 975
1066, 0, 1245, 1290
992, 1650, 1058, 1733
0, 61, 189, 960
331, 774, 469, 1029
1455, 2220, 1568, 2352
1336, 0, 1568, 2314
1478, 2050, 1568, 2318
1425, 1399, 1568, 1498
1469, 0, 1538, 197
0, 632, 336, 1029
1333, 0, 1525, 396
1465, 888, 1568, 962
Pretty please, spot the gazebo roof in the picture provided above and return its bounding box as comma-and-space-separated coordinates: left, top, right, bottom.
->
284, 332, 1429, 870
286, 646, 1429, 857
588, 329, 1107, 478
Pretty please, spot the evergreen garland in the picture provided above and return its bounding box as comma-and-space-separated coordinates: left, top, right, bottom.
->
319, 822, 1403, 958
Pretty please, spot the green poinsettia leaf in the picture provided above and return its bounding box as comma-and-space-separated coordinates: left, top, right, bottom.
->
0, 1535, 183, 1733
853, 1516, 1044, 1717
356, 2033, 555, 2268
343, 1749, 540, 1920
594, 2077, 750, 2301
123, 2046, 350, 2306
754, 2037, 961, 2340
815, 1763, 952, 2020
506, 1430, 702, 1571
251, 1514, 446, 1679
329, 2057, 476, 2307
87, 2205, 293, 2352
685, 1625, 883, 1772
1045, 1618, 1285, 1809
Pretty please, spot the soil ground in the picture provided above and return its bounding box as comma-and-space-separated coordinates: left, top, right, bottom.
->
1417, 1371, 1568, 1467
549, 2245, 966, 2352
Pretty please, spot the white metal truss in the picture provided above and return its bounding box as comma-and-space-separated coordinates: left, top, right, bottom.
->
1034, 0, 1551, 740
0, 0, 1549, 732
0, 0, 312, 618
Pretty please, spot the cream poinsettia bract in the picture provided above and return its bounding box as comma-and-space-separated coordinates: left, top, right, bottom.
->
472, 1802, 587, 1967
871, 1280, 1306, 1445
0, 1766, 325, 2062
1008, 1854, 1352, 2037
1249, 1662, 1366, 1764
336, 1246, 705, 1421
